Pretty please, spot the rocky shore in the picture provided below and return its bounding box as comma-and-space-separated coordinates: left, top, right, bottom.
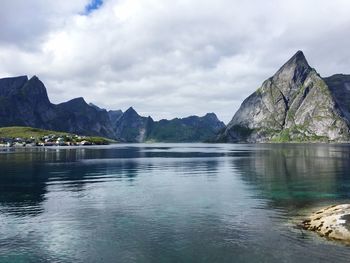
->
301, 204, 350, 244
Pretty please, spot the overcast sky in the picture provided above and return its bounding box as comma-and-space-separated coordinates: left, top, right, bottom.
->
0, 0, 350, 123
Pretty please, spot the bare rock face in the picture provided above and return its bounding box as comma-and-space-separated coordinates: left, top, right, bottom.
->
219, 51, 350, 143
301, 204, 350, 244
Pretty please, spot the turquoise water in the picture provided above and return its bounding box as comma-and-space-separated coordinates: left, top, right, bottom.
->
0, 143, 350, 262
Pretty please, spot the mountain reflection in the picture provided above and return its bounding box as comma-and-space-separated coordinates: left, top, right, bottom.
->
2, 144, 350, 262
0, 145, 222, 217
2, 143, 350, 218
0, 161, 47, 216
232, 144, 350, 209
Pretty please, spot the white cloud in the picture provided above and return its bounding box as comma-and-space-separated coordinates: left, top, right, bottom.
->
0, 0, 350, 123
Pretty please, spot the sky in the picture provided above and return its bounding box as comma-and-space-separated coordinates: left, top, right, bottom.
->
0, 0, 350, 123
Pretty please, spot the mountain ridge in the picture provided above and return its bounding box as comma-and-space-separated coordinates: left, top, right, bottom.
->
0, 76, 225, 142
2, 50, 348, 143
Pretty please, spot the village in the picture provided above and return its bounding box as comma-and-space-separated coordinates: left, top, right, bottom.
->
0, 133, 109, 147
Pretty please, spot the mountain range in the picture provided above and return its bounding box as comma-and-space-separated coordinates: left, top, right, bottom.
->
0, 76, 225, 142
218, 51, 350, 143
1, 51, 350, 143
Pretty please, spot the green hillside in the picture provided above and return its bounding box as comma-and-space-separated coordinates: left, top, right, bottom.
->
0, 126, 68, 139
0, 126, 114, 144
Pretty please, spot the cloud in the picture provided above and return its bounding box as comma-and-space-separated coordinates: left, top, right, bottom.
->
0, 0, 350, 123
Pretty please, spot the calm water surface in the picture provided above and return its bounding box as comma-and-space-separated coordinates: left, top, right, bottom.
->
1, 143, 350, 262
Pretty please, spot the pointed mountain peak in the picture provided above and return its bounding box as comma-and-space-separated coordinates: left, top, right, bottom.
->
293, 50, 306, 59
28, 75, 46, 89
273, 50, 312, 82
23, 74, 49, 94
125, 106, 139, 115
288, 50, 308, 65
29, 75, 39, 81
203, 112, 218, 119
281, 50, 310, 69
120, 107, 142, 120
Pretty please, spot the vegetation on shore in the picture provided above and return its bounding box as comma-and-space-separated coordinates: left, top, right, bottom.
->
0, 126, 115, 146
0, 126, 68, 139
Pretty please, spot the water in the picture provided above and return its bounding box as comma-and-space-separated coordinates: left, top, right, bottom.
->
0, 143, 350, 262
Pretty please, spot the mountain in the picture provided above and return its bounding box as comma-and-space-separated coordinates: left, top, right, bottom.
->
0, 75, 224, 142
53, 97, 116, 138
114, 107, 154, 142
111, 109, 225, 143
148, 113, 225, 142
0, 76, 57, 128
0, 76, 122, 138
218, 51, 350, 142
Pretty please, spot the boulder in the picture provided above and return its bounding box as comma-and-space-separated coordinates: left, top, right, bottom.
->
301, 204, 350, 243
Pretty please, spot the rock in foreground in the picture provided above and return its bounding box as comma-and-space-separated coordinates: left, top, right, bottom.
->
301, 204, 350, 243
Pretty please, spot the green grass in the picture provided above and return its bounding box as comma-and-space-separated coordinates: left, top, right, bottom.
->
0, 126, 69, 139
86, 136, 115, 145
0, 126, 115, 144
270, 125, 329, 143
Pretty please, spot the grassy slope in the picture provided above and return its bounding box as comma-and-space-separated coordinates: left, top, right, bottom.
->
0, 126, 115, 144
0, 126, 69, 138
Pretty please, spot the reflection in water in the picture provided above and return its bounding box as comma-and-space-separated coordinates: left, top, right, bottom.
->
1, 144, 350, 262
0, 162, 47, 216
0, 146, 222, 217
233, 144, 350, 209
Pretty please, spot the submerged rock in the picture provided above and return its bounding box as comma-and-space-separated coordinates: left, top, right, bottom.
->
301, 204, 350, 243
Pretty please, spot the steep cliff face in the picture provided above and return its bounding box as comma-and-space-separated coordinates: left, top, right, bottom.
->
0, 76, 56, 128
219, 51, 350, 142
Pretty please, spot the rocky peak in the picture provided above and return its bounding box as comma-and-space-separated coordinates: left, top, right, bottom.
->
203, 112, 219, 121
220, 51, 350, 143
274, 51, 310, 77
58, 97, 92, 114
22, 76, 51, 104
114, 107, 151, 142
124, 107, 140, 118
271, 51, 312, 100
